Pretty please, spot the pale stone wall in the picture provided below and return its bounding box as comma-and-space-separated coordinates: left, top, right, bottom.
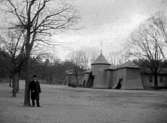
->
126, 69, 143, 89
111, 68, 144, 89
106, 70, 113, 88
112, 69, 127, 89
92, 64, 110, 88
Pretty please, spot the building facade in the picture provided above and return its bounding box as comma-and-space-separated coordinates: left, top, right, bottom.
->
66, 53, 167, 89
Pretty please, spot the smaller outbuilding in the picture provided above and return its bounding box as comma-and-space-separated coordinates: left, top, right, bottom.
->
106, 61, 144, 89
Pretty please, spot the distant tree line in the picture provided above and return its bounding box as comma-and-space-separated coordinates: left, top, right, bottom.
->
0, 49, 85, 85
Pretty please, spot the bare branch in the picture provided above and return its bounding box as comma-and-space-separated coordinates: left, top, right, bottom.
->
6, 0, 24, 26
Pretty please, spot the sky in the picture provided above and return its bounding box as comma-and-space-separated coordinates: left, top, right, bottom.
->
0, 0, 166, 61
49, 0, 166, 59
47, 0, 167, 61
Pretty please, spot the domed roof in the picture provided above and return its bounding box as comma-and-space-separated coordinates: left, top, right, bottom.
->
92, 53, 110, 65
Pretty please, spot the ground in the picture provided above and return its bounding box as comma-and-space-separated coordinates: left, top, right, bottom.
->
0, 82, 167, 123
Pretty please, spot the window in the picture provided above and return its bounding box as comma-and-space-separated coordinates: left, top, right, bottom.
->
149, 76, 152, 83
164, 76, 167, 82
160, 76, 163, 83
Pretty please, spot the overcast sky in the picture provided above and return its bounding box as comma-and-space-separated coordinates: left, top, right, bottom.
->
1, 0, 166, 61
52, 0, 167, 60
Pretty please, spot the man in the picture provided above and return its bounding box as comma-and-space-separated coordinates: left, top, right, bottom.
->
29, 75, 41, 107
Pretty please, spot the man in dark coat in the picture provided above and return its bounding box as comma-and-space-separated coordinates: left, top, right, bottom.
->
29, 75, 41, 107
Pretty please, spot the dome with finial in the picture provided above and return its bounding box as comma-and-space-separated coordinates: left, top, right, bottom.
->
91, 52, 110, 65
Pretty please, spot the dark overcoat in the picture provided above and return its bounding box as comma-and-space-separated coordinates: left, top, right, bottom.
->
29, 80, 41, 100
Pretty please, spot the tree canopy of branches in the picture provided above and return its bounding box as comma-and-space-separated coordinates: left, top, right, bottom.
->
2, 0, 79, 106
128, 13, 167, 88
0, 50, 80, 85
70, 50, 89, 69
0, 31, 27, 97
69, 50, 89, 85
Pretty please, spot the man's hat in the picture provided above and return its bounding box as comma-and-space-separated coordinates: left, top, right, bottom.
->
33, 75, 37, 77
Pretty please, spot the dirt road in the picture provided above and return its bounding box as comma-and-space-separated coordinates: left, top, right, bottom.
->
0, 83, 167, 123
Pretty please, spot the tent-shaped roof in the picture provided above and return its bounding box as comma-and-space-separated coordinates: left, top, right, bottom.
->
105, 61, 139, 71
92, 53, 110, 65
117, 61, 139, 69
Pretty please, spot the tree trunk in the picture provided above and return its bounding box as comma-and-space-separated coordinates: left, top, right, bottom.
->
16, 76, 19, 93
24, 24, 32, 106
154, 72, 158, 89
24, 57, 31, 106
75, 73, 79, 86
12, 78, 16, 97
9, 76, 12, 88
11, 73, 19, 97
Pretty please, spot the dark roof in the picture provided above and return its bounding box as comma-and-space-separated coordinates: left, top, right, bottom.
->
83, 69, 91, 74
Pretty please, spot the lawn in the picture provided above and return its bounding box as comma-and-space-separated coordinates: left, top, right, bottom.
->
0, 82, 167, 123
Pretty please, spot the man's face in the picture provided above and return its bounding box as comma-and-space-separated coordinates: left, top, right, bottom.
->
33, 77, 37, 81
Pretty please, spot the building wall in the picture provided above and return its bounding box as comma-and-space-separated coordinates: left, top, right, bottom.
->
126, 69, 143, 89
112, 69, 127, 89
66, 74, 84, 87
82, 73, 90, 87
92, 64, 110, 88
106, 70, 113, 88
66, 75, 76, 86
142, 74, 167, 88
158, 75, 167, 87
66, 65, 167, 89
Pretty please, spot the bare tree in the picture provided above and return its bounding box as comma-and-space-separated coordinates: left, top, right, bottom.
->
129, 16, 166, 88
80, 47, 99, 66
109, 50, 129, 65
70, 50, 89, 69
69, 50, 89, 85
3, 0, 78, 106
2, 31, 26, 97
150, 12, 167, 43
